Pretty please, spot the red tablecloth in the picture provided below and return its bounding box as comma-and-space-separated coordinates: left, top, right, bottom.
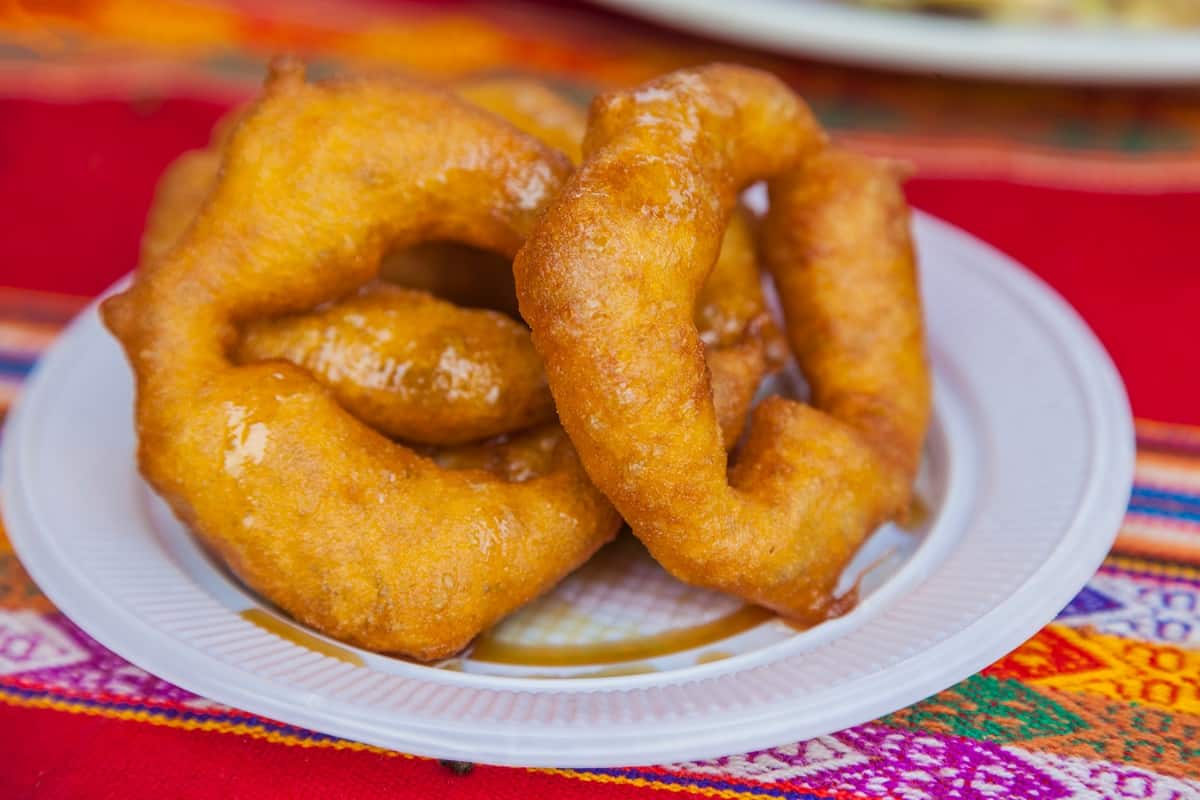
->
0, 2, 1198, 797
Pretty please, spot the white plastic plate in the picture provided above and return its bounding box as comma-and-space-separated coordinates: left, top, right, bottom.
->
3, 212, 1133, 767
593, 0, 1200, 84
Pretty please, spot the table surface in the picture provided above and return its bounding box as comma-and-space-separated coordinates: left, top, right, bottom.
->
0, 1, 1198, 798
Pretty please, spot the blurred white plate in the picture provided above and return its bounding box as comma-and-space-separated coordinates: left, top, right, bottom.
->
3, 212, 1132, 767
594, 0, 1200, 83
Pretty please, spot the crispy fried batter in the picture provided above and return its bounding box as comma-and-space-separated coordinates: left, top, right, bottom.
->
455, 76, 586, 164
139, 147, 222, 268
103, 61, 619, 660
142, 76, 584, 316
429, 422, 564, 482
514, 65, 930, 624
763, 151, 930, 485
236, 284, 553, 445
697, 205, 785, 448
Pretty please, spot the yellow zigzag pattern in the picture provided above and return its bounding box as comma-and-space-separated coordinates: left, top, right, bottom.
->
993, 624, 1200, 713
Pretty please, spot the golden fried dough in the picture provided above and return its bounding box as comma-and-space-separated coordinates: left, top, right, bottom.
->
237, 284, 553, 445
697, 204, 785, 448
455, 76, 586, 164
429, 422, 564, 482
140, 148, 222, 268
763, 151, 930, 485
103, 61, 619, 660
514, 64, 930, 625
140, 76, 584, 317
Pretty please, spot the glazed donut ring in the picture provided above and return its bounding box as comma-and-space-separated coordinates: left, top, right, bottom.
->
514, 64, 931, 624
103, 61, 620, 660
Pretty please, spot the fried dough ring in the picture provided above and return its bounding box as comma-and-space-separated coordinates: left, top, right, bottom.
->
139, 139, 544, 444
514, 64, 931, 624
144, 75, 776, 448
454, 76, 787, 427
762, 151, 929, 487
234, 284, 553, 445
141, 76, 585, 311
103, 62, 620, 660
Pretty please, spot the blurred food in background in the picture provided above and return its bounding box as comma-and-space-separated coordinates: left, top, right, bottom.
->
852, 0, 1200, 27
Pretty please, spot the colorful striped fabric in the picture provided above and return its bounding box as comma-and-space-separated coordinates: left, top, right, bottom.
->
1121, 422, 1200, 565
2, 1, 1199, 796
5, 0, 1200, 193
